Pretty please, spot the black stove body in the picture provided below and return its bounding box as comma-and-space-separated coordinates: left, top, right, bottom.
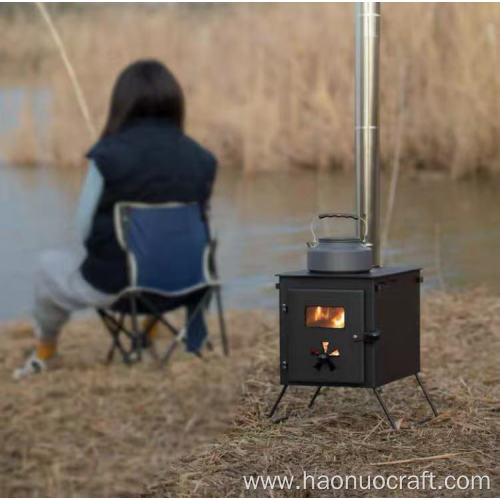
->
269, 265, 438, 428
279, 265, 419, 388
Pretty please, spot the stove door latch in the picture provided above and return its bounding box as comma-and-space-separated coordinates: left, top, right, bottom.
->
353, 329, 382, 343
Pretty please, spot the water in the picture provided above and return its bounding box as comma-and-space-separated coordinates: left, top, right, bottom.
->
1, 162, 499, 321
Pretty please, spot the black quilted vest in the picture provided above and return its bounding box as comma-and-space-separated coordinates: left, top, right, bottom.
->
81, 118, 217, 294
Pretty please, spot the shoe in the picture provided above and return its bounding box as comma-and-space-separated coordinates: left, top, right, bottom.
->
12, 351, 49, 381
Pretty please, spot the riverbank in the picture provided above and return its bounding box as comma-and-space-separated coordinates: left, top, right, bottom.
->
0, 290, 498, 496
1, 3, 499, 177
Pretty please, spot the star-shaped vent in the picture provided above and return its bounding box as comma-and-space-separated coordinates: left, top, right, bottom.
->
311, 341, 340, 371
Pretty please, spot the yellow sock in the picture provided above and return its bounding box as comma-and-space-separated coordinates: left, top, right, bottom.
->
36, 342, 57, 361
143, 317, 160, 341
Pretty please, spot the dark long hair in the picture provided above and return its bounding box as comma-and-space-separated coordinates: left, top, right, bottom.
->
101, 59, 185, 138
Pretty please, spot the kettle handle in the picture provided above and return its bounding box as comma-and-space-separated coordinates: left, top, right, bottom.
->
309, 212, 368, 246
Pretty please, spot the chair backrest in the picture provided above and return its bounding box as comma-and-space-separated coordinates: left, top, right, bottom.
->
115, 202, 210, 294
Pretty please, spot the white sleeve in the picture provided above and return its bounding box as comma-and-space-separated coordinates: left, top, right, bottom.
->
76, 159, 104, 242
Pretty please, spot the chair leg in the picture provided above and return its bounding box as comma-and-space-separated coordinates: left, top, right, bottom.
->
136, 296, 179, 335
105, 313, 124, 363
159, 327, 186, 368
136, 295, 189, 355
158, 292, 211, 368
99, 310, 136, 340
97, 309, 117, 362
143, 317, 160, 360
112, 330, 132, 364
97, 310, 131, 364
132, 291, 213, 368
136, 295, 197, 361
215, 286, 229, 356
129, 294, 142, 362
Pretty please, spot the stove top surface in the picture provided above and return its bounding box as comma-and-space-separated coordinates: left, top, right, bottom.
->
277, 264, 421, 279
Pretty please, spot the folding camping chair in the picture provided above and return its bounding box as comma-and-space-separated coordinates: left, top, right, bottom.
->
97, 202, 228, 368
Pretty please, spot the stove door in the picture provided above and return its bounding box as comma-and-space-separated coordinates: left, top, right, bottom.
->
285, 288, 365, 385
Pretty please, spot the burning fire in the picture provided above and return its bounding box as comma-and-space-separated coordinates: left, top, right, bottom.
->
307, 306, 345, 329
322, 341, 340, 357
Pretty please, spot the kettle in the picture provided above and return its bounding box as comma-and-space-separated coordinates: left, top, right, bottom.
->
307, 213, 373, 273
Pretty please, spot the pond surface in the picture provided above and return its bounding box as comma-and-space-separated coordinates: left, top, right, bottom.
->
1, 162, 499, 321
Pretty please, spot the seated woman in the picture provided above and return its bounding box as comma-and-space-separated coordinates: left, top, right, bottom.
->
14, 59, 217, 379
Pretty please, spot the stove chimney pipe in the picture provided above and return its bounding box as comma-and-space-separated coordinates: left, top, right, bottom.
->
355, 2, 381, 266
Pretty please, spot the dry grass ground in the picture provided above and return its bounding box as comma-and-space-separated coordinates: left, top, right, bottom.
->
0, 310, 274, 496
146, 290, 500, 497
1, 3, 500, 176
0, 290, 498, 497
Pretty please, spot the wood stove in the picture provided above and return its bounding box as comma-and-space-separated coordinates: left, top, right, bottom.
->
268, 3, 438, 429
269, 266, 438, 429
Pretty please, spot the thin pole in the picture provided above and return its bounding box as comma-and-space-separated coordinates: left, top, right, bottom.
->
381, 60, 407, 258
36, 2, 97, 141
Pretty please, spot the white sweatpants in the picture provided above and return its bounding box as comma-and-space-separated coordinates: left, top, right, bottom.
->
33, 249, 118, 341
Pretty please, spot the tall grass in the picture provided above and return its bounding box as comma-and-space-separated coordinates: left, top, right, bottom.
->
1, 95, 40, 167
0, 3, 499, 177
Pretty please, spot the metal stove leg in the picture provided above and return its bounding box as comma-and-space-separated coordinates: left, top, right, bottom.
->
373, 388, 397, 430
308, 386, 322, 409
268, 385, 288, 418
415, 373, 439, 417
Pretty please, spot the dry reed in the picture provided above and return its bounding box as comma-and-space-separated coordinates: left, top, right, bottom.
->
0, 290, 498, 496
0, 3, 499, 176
1, 95, 41, 167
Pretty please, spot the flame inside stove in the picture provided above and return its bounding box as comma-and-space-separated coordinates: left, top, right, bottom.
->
320, 341, 340, 357
306, 306, 345, 329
